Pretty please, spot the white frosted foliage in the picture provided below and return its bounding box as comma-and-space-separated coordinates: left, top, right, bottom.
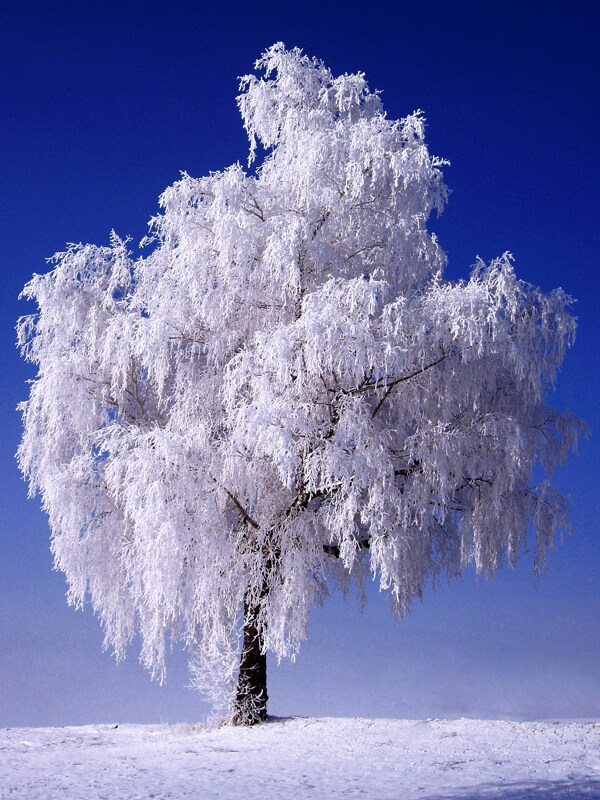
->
17, 44, 584, 714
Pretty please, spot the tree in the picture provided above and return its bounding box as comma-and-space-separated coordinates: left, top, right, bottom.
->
17, 44, 584, 725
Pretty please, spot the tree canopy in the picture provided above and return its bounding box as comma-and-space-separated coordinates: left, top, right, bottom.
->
18, 44, 584, 723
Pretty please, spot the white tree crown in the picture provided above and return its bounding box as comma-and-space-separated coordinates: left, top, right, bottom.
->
17, 44, 585, 712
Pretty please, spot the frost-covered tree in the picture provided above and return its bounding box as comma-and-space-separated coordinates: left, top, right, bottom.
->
18, 44, 584, 725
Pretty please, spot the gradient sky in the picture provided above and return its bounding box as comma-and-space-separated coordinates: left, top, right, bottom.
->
1, 0, 598, 727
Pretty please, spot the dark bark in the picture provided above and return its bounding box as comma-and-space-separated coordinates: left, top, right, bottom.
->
232, 597, 268, 725
323, 539, 370, 558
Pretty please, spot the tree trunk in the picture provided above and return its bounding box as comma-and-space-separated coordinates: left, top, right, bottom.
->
232, 597, 268, 725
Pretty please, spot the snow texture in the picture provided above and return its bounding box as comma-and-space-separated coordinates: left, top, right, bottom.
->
1, 717, 598, 799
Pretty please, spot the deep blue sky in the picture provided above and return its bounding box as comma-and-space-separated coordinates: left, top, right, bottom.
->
1, 0, 598, 727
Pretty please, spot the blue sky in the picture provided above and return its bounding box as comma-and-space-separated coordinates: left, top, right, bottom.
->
1, 0, 598, 726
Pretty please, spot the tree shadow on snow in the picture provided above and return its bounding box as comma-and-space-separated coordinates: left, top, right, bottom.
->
422, 777, 600, 799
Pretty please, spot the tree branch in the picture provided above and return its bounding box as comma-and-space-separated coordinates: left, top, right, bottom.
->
346, 241, 386, 261
242, 196, 265, 221
210, 475, 260, 530
371, 351, 449, 419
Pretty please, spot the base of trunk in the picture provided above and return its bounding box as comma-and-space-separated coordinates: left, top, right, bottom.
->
231, 601, 268, 726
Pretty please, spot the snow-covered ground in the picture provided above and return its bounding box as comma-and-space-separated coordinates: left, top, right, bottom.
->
1, 717, 599, 799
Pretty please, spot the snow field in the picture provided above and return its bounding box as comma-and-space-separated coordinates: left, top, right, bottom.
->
1, 717, 599, 799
